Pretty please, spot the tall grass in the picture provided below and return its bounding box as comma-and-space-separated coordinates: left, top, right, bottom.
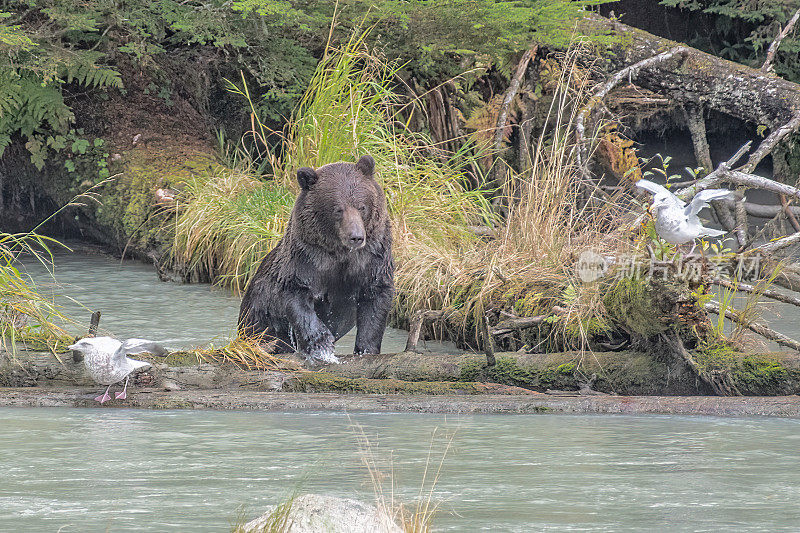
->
169, 30, 632, 349
170, 29, 494, 293
281, 32, 494, 245
1, 183, 111, 354
0, 231, 71, 354
394, 43, 631, 347
170, 167, 293, 289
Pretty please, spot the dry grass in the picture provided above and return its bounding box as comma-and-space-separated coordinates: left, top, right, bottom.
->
180, 336, 303, 372
168, 32, 635, 350
351, 418, 452, 533
394, 45, 633, 348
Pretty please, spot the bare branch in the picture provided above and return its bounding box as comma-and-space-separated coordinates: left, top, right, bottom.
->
494, 46, 537, 157
726, 170, 800, 201
762, 7, 800, 73
711, 278, 800, 308
753, 231, 800, 255
675, 142, 751, 200
704, 300, 800, 351
780, 195, 800, 232
576, 46, 690, 180
739, 111, 800, 174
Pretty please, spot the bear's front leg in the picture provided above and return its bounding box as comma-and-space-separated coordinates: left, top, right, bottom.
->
285, 293, 338, 363
354, 283, 393, 355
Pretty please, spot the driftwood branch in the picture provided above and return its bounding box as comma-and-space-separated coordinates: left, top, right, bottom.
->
480, 314, 496, 366
780, 195, 800, 232
675, 142, 751, 201
404, 310, 449, 353
490, 315, 547, 335
673, 142, 800, 256
762, 7, 800, 73
711, 278, 800, 308
684, 103, 713, 172
736, 200, 800, 219
753, 231, 800, 254
494, 46, 537, 157
72, 311, 101, 363
740, 111, 800, 175
704, 300, 800, 351
576, 46, 690, 180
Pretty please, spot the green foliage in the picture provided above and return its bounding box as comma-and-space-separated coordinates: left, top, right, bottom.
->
660, 1, 800, 80
0, 3, 122, 167
0, 229, 72, 356
358, 0, 613, 83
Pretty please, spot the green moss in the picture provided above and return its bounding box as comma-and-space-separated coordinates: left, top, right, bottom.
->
292, 372, 486, 394
696, 344, 800, 395
732, 356, 789, 394
459, 359, 486, 382
603, 277, 687, 336
93, 145, 217, 250
556, 362, 576, 374
485, 356, 579, 391
151, 351, 201, 367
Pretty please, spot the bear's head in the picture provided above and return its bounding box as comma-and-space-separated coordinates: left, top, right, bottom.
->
295, 155, 388, 252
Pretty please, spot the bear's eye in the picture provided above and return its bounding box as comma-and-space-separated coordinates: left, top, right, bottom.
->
357, 205, 368, 215
333, 206, 344, 216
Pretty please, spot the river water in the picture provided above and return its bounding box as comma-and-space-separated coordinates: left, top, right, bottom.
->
1, 408, 799, 531
19, 248, 457, 354
9, 246, 800, 531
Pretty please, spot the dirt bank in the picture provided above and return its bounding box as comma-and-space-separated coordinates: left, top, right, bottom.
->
1, 387, 799, 418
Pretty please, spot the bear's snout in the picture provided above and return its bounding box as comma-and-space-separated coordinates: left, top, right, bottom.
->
340, 207, 366, 250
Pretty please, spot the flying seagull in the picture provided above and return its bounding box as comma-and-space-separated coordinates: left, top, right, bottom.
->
636, 179, 734, 245
69, 337, 168, 404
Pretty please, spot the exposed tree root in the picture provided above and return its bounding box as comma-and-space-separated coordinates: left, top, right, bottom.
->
662, 332, 740, 396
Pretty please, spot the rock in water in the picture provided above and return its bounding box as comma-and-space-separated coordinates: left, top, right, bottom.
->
68, 336, 167, 404
239, 494, 402, 533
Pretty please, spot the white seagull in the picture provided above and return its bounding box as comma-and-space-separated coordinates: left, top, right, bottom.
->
69, 337, 168, 404
636, 179, 735, 245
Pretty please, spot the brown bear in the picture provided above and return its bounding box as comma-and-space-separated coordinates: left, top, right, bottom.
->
237, 155, 394, 363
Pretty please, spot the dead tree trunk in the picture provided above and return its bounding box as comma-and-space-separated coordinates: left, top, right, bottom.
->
580, 15, 800, 130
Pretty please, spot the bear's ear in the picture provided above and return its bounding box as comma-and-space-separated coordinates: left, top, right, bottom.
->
297, 167, 318, 190
355, 154, 375, 177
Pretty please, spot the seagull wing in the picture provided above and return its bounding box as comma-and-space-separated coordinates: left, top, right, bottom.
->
114, 338, 168, 362
685, 189, 734, 217
636, 179, 684, 207
698, 226, 728, 238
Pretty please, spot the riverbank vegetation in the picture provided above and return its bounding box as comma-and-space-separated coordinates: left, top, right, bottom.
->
4, 1, 800, 396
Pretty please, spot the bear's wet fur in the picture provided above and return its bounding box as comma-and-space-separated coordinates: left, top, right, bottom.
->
237, 155, 394, 362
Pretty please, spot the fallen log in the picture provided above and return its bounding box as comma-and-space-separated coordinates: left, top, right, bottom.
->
577, 16, 800, 251
582, 15, 800, 131
4, 346, 800, 396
